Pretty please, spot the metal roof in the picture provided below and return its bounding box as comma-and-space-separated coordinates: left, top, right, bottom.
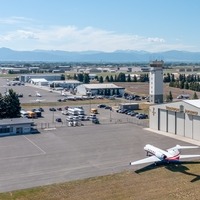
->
51, 80, 81, 83
81, 83, 124, 89
31, 78, 48, 82
183, 99, 200, 108
0, 118, 33, 126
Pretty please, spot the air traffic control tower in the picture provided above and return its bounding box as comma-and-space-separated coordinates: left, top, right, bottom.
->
149, 60, 164, 104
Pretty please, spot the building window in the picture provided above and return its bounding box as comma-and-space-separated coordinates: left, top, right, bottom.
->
0, 127, 10, 133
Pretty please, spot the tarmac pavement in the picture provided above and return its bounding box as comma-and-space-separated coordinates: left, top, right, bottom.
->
0, 123, 199, 192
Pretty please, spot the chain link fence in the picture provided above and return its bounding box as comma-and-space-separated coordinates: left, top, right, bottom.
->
33, 117, 149, 131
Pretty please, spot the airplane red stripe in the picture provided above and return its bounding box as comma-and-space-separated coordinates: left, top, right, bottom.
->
166, 153, 180, 161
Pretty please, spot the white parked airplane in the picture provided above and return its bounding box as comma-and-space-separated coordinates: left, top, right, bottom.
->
30, 99, 45, 103
130, 144, 200, 165
36, 91, 42, 97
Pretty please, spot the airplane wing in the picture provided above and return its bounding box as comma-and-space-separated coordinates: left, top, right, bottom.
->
180, 155, 200, 159
130, 156, 161, 165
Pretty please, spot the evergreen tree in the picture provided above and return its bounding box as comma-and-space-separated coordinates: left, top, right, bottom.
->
127, 74, 131, 82
73, 73, 77, 80
179, 80, 184, 89
133, 75, 137, 82
193, 92, 199, 99
184, 81, 189, 90
2, 89, 21, 118
0, 93, 6, 119
105, 75, 110, 82
95, 76, 99, 81
171, 74, 175, 82
166, 91, 173, 102
77, 73, 84, 82
60, 74, 65, 80
99, 76, 104, 83
117, 73, 126, 82
110, 75, 114, 82
83, 73, 90, 84
114, 75, 118, 82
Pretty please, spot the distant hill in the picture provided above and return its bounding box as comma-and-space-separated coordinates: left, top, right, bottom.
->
0, 48, 200, 62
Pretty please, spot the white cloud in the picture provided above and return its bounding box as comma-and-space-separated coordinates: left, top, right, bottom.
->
0, 23, 195, 52
0, 16, 34, 25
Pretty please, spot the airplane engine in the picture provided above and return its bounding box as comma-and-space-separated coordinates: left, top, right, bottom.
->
155, 152, 167, 160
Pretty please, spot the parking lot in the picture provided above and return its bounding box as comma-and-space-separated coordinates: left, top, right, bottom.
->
1, 121, 199, 192
0, 77, 149, 129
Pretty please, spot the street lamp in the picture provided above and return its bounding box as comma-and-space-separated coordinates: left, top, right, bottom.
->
52, 110, 55, 123
109, 107, 112, 122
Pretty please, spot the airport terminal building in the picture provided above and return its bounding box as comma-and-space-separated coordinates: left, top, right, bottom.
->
149, 100, 200, 141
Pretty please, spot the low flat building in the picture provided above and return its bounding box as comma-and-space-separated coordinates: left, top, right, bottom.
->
119, 103, 139, 110
76, 83, 125, 96
30, 78, 49, 86
149, 100, 200, 141
50, 80, 81, 89
20, 74, 62, 83
0, 118, 34, 136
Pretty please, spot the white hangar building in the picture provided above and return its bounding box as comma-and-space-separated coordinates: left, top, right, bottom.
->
149, 100, 200, 141
76, 83, 125, 96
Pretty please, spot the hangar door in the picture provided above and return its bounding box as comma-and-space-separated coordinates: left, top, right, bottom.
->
158, 109, 167, 132
184, 114, 193, 139
193, 115, 200, 141
176, 112, 185, 136
167, 111, 176, 134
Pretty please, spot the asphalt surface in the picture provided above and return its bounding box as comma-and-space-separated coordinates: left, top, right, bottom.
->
0, 77, 199, 192
0, 123, 199, 192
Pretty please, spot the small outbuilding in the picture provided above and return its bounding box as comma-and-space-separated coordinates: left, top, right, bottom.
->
119, 103, 139, 110
0, 118, 34, 136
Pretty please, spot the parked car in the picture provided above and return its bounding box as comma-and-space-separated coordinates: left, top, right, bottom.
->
49, 108, 56, 111
98, 104, 107, 108
17, 93, 23, 98
78, 115, 85, 121
57, 107, 62, 111
130, 112, 138, 116
38, 107, 44, 112
84, 116, 90, 121
136, 113, 148, 119
105, 106, 112, 110
66, 116, 74, 121
118, 109, 128, 113
65, 106, 69, 110
92, 118, 100, 124
90, 114, 97, 120
55, 118, 62, 122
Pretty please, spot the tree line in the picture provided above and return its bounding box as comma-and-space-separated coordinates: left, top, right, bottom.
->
73, 73, 149, 83
0, 89, 21, 119
164, 73, 200, 92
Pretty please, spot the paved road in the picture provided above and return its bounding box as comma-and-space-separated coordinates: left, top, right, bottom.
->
0, 123, 199, 192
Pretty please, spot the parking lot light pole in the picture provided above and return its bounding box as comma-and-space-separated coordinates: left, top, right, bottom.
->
52, 110, 55, 123
110, 107, 112, 122
89, 97, 91, 113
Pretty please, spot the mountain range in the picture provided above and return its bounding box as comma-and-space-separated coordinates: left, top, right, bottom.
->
0, 47, 200, 62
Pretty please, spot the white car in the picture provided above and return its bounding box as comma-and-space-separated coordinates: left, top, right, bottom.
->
66, 116, 73, 121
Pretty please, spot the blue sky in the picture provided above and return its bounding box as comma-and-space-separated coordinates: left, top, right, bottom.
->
0, 0, 199, 52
